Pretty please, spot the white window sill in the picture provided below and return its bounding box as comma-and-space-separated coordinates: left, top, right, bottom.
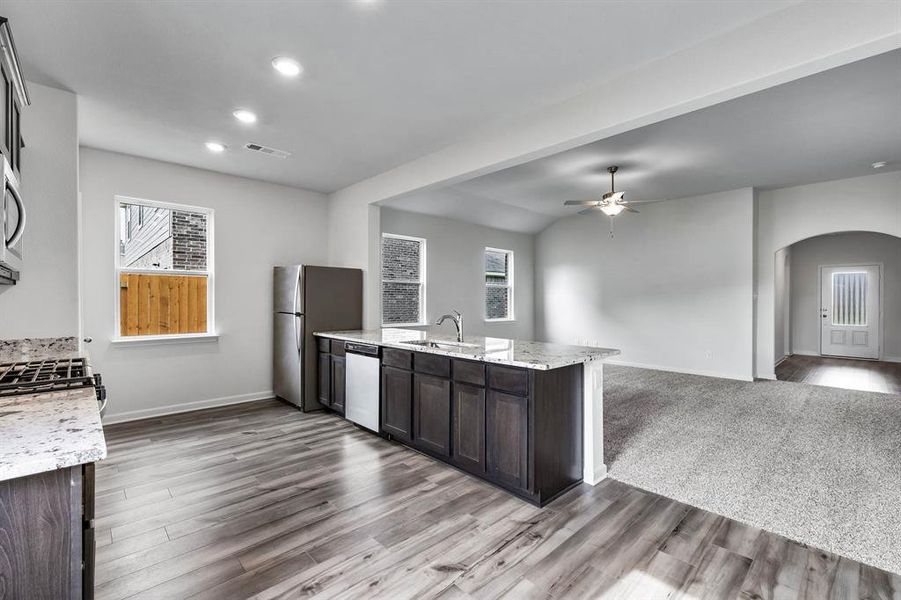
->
111, 333, 220, 347
485, 318, 515, 323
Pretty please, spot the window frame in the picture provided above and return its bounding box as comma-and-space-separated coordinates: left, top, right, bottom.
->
113, 195, 216, 342
484, 247, 514, 322
380, 232, 427, 327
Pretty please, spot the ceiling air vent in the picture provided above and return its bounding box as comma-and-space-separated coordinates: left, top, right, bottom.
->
244, 143, 292, 159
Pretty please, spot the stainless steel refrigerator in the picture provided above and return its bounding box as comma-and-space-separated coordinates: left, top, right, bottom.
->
273, 265, 362, 411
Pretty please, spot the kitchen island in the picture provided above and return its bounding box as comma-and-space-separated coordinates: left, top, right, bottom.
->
315, 328, 618, 506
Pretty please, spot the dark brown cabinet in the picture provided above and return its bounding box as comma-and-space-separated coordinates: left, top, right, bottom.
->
0, 18, 29, 176
381, 365, 413, 441
0, 62, 9, 162
412, 373, 451, 457
486, 390, 529, 491
452, 382, 485, 473
0, 463, 95, 599
316, 341, 345, 415
374, 348, 584, 506
331, 356, 346, 412
317, 353, 331, 406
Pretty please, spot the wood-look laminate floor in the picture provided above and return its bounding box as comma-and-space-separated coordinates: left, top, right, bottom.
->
775, 354, 901, 394
95, 400, 899, 600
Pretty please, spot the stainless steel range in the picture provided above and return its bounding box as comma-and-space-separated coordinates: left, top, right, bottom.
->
0, 357, 107, 414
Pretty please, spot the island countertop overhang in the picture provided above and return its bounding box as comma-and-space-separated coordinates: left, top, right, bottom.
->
314, 328, 619, 371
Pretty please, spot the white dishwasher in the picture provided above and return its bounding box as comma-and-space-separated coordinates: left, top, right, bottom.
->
344, 342, 381, 432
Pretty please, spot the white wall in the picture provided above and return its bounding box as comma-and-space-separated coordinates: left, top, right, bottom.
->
79, 148, 329, 422
536, 188, 755, 380
773, 246, 791, 364
380, 208, 535, 340
755, 170, 901, 378
0, 82, 79, 339
789, 232, 901, 360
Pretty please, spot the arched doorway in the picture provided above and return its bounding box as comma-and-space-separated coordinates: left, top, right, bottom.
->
772, 231, 901, 393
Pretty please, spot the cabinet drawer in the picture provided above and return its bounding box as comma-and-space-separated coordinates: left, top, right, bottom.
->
317, 338, 330, 353
453, 359, 485, 387
383, 348, 412, 370
330, 340, 346, 357
414, 353, 451, 378
488, 365, 530, 396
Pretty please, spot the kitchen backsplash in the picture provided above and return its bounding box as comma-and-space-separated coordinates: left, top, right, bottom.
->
0, 337, 79, 362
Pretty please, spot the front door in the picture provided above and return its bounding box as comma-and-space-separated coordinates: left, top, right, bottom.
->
820, 265, 880, 359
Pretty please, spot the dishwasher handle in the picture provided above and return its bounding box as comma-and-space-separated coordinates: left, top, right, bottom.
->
344, 342, 380, 357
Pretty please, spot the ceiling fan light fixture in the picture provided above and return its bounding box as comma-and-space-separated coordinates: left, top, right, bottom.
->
601, 203, 625, 216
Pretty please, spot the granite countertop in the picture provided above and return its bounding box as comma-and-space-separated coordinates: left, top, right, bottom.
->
314, 328, 620, 370
0, 386, 107, 482
0, 336, 84, 363
0, 336, 106, 482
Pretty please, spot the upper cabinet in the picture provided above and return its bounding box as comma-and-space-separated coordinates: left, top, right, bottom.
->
0, 17, 31, 175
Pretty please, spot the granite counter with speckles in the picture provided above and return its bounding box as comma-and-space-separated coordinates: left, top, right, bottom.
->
314, 328, 619, 370
0, 337, 105, 482
0, 386, 106, 482
0, 336, 81, 363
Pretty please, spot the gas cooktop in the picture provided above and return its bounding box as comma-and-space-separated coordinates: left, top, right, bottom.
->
0, 358, 106, 411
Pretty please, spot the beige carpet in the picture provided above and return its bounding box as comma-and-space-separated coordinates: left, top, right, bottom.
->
603, 364, 901, 575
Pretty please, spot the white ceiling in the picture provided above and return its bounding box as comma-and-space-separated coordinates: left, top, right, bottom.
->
1, 0, 795, 193
385, 48, 901, 233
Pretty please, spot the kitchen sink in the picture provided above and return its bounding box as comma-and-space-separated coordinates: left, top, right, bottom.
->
401, 340, 479, 349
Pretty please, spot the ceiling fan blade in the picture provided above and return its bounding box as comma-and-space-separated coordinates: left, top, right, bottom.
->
564, 200, 601, 206
624, 206, 639, 213
578, 207, 604, 215
622, 198, 670, 205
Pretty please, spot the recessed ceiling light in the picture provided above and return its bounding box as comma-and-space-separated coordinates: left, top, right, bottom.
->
205, 141, 226, 153
872, 161, 887, 169
272, 57, 303, 77
233, 109, 257, 124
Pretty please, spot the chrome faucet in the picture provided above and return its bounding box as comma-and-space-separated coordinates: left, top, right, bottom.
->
436, 310, 463, 342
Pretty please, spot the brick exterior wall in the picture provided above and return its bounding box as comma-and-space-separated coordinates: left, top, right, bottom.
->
120, 204, 208, 271
382, 236, 423, 324
171, 211, 208, 271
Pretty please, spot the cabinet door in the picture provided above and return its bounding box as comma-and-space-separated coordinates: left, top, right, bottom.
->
10, 96, 19, 174
452, 382, 485, 473
318, 353, 331, 407
381, 366, 412, 442
331, 355, 346, 413
486, 390, 529, 491
0, 63, 9, 162
413, 373, 452, 457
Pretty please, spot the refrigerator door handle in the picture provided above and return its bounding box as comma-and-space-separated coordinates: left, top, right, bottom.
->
296, 315, 303, 351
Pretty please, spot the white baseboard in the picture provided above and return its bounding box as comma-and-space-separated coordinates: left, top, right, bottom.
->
101, 390, 275, 424
606, 359, 754, 382
774, 355, 789, 367
792, 350, 820, 357
883, 356, 901, 364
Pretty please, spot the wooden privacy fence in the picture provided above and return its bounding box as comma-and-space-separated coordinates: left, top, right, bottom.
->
119, 273, 208, 336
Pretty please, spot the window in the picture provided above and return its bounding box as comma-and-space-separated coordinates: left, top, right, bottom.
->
381, 233, 426, 326
832, 271, 868, 326
115, 196, 214, 338
485, 247, 514, 321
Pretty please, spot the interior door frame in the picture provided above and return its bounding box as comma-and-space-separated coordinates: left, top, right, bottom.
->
817, 262, 883, 360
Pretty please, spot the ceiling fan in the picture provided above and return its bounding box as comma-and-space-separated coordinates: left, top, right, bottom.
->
563, 165, 665, 217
